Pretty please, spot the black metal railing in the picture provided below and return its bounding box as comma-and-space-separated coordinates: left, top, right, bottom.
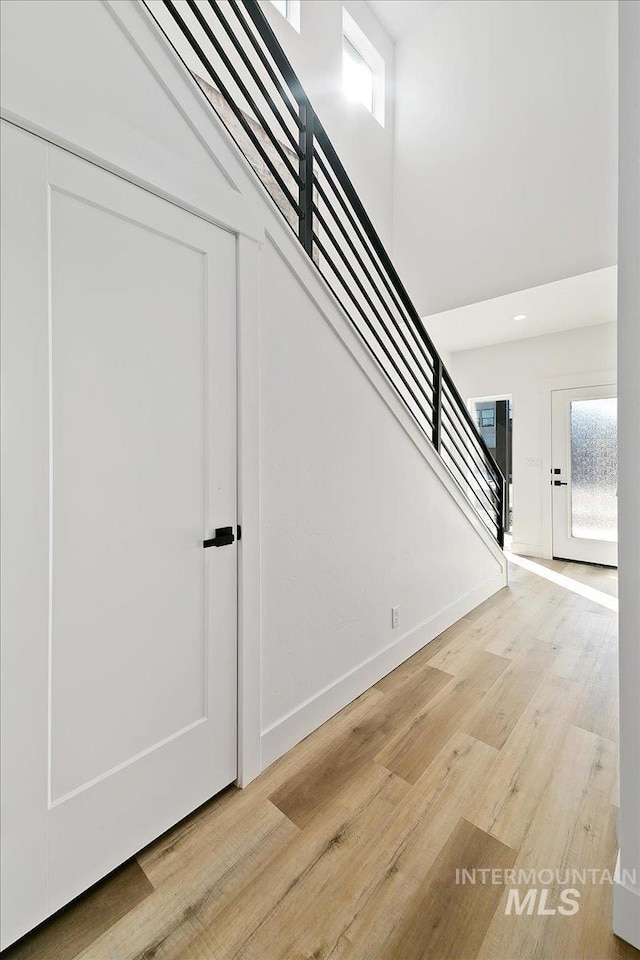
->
146, 0, 506, 546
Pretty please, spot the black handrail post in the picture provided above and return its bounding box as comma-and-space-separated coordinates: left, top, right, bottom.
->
299, 103, 314, 256
433, 355, 442, 453
497, 476, 506, 548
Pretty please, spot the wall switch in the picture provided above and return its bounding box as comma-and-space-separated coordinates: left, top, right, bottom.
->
391, 606, 400, 629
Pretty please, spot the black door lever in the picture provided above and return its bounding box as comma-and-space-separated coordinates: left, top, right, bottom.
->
203, 526, 235, 548
553, 480, 568, 486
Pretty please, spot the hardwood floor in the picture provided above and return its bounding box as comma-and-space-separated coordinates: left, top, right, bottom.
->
4, 557, 638, 960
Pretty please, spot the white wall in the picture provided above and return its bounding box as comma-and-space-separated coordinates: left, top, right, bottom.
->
258, 235, 504, 761
392, 0, 618, 316
0, 0, 506, 788
614, 0, 640, 948
450, 323, 617, 558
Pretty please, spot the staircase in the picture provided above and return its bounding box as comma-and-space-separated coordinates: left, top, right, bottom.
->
148, 0, 506, 547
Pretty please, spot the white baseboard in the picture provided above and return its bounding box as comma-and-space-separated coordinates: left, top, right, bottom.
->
614, 853, 640, 949
510, 540, 544, 559
259, 572, 506, 770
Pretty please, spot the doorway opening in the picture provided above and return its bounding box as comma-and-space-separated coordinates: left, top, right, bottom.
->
469, 397, 513, 536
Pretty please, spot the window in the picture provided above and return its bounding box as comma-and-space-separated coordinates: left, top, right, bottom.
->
343, 36, 374, 115
479, 408, 495, 428
269, 0, 300, 31
342, 9, 385, 125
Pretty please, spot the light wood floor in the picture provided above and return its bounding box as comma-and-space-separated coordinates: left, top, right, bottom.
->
4, 557, 638, 960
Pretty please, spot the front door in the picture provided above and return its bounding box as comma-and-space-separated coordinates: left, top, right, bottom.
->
1, 123, 238, 948
551, 384, 618, 566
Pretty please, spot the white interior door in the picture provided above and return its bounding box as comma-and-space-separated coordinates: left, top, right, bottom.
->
1, 123, 237, 948
551, 384, 618, 566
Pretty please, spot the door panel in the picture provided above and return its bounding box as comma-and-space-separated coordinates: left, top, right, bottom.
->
50, 186, 208, 801
551, 385, 618, 566
0, 123, 237, 947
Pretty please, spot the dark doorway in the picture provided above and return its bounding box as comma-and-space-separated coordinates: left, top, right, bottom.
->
472, 398, 513, 534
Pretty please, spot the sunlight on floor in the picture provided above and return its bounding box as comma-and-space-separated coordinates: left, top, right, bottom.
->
504, 549, 618, 613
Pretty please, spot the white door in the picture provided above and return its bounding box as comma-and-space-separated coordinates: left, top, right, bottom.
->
551, 384, 618, 566
1, 123, 237, 948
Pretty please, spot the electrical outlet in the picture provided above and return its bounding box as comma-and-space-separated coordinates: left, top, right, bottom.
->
391, 605, 400, 629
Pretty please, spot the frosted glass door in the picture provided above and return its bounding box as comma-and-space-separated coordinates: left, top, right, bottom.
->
551, 386, 617, 566
570, 399, 618, 542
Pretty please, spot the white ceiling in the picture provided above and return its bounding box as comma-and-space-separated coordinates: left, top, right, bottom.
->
366, 0, 446, 41
424, 267, 617, 356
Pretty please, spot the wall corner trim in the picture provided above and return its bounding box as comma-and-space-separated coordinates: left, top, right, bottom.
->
614, 852, 640, 950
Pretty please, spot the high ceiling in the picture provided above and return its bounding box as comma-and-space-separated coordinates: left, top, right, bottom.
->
365, 0, 446, 41
365, 0, 617, 346
389, 0, 617, 318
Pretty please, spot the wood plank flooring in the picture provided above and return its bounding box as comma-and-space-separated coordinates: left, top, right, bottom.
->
4, 557, 638, 960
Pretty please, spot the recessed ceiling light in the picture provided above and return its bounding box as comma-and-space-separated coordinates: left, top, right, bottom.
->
512, 314, 527, 321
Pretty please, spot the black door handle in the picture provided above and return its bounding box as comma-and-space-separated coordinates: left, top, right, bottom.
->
553, 480, 568, 486
203, 526, 235, 548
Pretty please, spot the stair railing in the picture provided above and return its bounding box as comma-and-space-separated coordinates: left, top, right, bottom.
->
147, 0, 506, 546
